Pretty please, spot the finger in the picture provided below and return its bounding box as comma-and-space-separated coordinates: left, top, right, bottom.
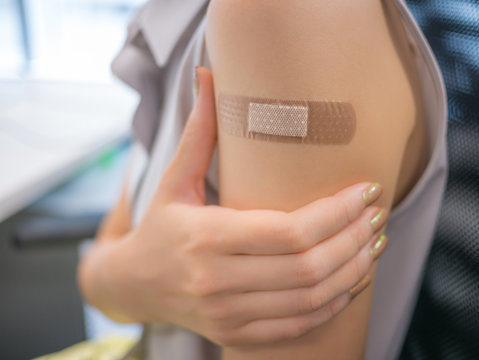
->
214, 182, 383, 255
288, 181, 383, 251
158, 66, 218, 205
217, 233, 381, 326
213, 206, 387, 293
227, 291, 353, 345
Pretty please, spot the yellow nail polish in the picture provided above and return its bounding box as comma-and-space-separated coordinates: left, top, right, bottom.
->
362, 182, 382, 204
369, 234, 388, 260
370, 208, 387, 231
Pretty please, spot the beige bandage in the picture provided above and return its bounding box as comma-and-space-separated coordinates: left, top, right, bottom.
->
218, 93, 356, 145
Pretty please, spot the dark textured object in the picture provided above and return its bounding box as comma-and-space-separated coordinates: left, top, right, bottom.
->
11, 213, 103, 249
400, 1, 479, 359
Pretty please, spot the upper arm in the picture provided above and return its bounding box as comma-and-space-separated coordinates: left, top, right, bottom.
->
206, 0, 422, 212
206, 0, 426, 358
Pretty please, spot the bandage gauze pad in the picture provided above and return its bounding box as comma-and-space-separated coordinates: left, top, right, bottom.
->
218, 93, 356, 145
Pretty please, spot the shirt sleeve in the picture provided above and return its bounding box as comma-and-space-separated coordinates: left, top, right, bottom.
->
110, 6, 165, 154
110, 0, 209, 154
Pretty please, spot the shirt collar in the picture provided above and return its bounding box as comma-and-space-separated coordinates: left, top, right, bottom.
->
138, 0, 209, 67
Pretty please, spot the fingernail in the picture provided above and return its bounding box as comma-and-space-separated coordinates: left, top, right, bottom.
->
349, 274, 372, 299
370, 208, 388, 232
362, 182, 382, 205
369, 234, 388, 260
194, 66, 200, 96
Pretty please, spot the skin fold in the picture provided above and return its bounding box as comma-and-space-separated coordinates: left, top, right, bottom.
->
205, 0, 428, 359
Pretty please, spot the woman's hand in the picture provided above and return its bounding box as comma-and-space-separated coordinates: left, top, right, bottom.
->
78, 67, 389, 347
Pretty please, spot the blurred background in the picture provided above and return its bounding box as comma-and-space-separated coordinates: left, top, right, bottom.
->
0, 0, 146, 358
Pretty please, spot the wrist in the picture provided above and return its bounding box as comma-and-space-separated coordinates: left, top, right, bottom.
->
77, 237, 139, 323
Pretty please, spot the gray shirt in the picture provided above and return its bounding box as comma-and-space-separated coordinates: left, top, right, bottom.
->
112, 0, 448, 359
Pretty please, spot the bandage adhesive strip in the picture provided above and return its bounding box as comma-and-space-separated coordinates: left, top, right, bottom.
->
218, 93, 356, 145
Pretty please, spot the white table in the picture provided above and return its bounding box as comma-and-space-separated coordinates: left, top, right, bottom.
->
0, 80, 138, 223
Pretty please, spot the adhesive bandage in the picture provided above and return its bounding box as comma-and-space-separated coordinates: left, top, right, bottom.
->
218, 93, 356, 145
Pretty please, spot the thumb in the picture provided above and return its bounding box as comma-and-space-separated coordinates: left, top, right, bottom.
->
159, 66, 218, 205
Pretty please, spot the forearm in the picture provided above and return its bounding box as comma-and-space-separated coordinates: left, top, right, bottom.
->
77, 235, 139, 323
77, 182, 138, 323
95, 184, 132, 242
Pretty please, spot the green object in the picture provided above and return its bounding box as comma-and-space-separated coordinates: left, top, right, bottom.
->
98, 148, 118, 169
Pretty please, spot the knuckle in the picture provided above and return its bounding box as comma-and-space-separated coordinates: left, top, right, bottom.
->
291, 221, 307, 248
328, 294, 350, 320
338, 198, 359, 225
360, 214, 374, 242
347, 223, 364, 253
361, 250, 374, 275
186, 222, 212, 254
359, 223, 373, 248
292, 228, 309, 252
298, 285, 325, 314
212, 329, 235, 347
351, 256, 364, 284
311, 283, 326, 311
323, 300, 336, 321
188, 269, 218, 298
287, 319, 311, 339
182, 118, 199, 141
272, 216, 304, 246
199, 299, 231, 322
297, 288, 315, 314
296, 253, 323, 283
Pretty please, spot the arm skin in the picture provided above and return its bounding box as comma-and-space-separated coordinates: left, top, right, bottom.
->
205, 0, 428, 359
95, 183, 132, 243
76, 179, 133, 321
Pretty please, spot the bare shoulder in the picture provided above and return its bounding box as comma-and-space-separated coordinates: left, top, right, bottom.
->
206, 0, 423, 210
